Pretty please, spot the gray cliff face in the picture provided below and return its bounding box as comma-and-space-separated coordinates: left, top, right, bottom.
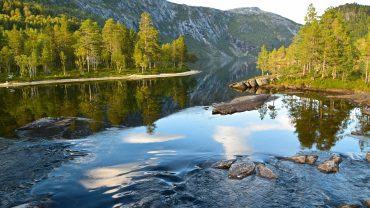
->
52, 0, 301, 59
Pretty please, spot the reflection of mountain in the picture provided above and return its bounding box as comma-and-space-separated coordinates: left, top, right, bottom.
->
189, 59, 260, 105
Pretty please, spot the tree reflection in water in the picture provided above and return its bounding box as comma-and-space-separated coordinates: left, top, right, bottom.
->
0, 77, 195, 138
281, 94, 365, 150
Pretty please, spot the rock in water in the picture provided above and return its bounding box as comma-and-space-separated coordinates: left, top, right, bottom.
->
212, 159, 236, 169
337, 204, 361, 208
363, 199, 370, 207
228, 159, 256, 179
232, 82, 247, 91
288, 155, 306, 164
366, 152, 370, 163
256, 164, 277, 179
249, 79, 258, 88
330, 156, 342, 164
16, 117, 93, 139
317, 160, 339, 173
306, 155, 319, 165
256, 78, 270, 86
212, 95, 272, 115
317, 156, 342, 174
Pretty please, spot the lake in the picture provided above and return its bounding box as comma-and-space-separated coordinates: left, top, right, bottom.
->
0, 60, 369, 207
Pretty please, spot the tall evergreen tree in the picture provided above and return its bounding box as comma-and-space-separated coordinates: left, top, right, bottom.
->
134, 12, 160, 72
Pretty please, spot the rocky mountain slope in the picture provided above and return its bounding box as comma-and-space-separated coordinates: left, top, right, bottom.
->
35, 0, 300, 59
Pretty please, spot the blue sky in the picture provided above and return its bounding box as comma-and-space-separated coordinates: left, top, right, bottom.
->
168, 0, 370, 24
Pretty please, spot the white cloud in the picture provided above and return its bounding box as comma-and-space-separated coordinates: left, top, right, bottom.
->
168, 0, 370, 24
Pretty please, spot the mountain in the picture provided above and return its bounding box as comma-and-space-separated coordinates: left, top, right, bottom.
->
32, 0, 300, 59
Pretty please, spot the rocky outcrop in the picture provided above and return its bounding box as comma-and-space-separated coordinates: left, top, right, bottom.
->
16, 117, 94, 139
212, 159, 236, 169
212, 94, 273, 115
256, 164, 277, 179
317, 156, 342, 173
229, 76, 276, 91
228, 159, 256, 179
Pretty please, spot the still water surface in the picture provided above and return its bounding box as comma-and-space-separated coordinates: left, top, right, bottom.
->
0, 60, 368, 207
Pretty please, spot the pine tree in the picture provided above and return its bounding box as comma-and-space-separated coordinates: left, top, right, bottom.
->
257, 45, 269, 76
102, 18, 116, 67
134, 12, 160, 72
356, 32, 370, 83
74, 19, 102, 72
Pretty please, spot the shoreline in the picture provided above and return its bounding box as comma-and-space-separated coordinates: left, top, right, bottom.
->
229, 77, 370, 107
0, 70, 201, 88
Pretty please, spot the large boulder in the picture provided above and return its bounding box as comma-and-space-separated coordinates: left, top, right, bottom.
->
213, 94, 272, 115
212, 159, 236, 169
256, 164, 277, 179
228, 159, 256, 179
16, 117, 94, 139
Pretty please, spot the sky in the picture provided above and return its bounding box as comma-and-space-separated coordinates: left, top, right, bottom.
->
167, 0, 370, 24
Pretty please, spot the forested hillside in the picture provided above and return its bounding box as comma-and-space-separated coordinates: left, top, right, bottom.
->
24, 0, 300, 59
0, 0, 193, 81
257, 4, 370, 89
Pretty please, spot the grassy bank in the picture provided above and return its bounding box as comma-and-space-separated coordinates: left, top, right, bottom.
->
275, 77, 370, 92
0, 67, 190, 83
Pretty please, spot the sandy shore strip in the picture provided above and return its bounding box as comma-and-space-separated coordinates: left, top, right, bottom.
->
0, 70, 201, 88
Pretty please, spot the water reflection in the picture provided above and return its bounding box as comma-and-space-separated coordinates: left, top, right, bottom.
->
282, 94, 359, 150
213, 115, 294, 157
0, 77, 195, 138
123, 133, 184, 143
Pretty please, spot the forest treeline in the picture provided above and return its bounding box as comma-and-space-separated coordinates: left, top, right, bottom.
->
257, 4, 370, 84
0, 0, 195, 80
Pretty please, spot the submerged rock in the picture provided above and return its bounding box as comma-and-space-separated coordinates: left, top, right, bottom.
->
212, 94, 272, 115
16, 117, 94, 139
256, 164, 277, 179
366, 152, 370, 163
363, 199, 370, 207
337, 204, 361, 208
317, 156, 342, 173
212, 159, 236, 169
228, 159, 256, 179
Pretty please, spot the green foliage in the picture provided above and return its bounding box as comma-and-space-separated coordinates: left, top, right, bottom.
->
0, 0, 194, 81
257, 3, 370, 86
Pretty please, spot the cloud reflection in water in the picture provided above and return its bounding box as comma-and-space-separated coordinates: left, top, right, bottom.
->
214, 115, 294, 157
122, 133, 185, 144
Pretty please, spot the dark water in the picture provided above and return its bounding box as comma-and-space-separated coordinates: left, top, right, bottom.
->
0, 59, 369, 207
